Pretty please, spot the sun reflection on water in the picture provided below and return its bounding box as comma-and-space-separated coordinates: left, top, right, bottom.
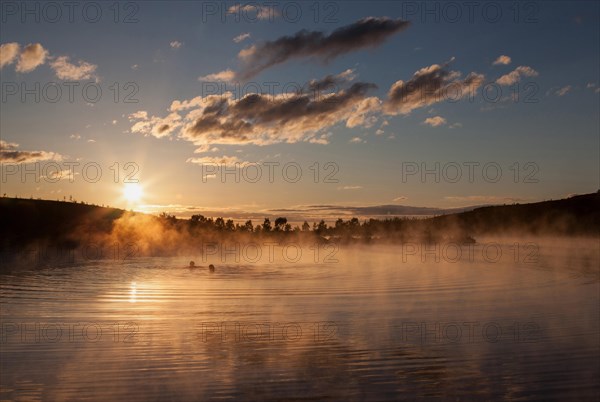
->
129, 281, 137, 303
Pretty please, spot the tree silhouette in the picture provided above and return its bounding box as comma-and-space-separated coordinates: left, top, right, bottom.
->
274, 217, 287, 231
315, 220, 327, 234
262, 218, 272, 232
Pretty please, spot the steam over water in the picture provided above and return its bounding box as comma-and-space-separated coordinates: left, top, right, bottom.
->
1, 238, 598, 400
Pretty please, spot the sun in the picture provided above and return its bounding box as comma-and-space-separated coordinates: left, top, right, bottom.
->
123, 183, 143, 203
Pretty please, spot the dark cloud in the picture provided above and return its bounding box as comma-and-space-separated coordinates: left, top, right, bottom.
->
0, 140, 61, 163
238, 17, 410, 78
131, 76, 380, 145
306, 69, 356, 93
384, 59, 485, 115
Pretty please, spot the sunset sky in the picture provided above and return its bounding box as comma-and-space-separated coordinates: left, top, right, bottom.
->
1, 1, 598, 220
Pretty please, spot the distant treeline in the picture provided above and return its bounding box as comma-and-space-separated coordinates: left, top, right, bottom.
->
0, 192, 598, 258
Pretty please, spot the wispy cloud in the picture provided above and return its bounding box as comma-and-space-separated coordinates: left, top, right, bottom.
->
308, 132, 333, 145
496, 66, 538, 86
170, 41, 183, 49
193, 145, 220, 153
227, 4, 279, 20
554, 85, 572, 96
0, 140, 62, 163
237, 17, 410, 78
492, 55, 511, 65
233, 33, 251, 43
337, 185, 363, 190
129, 111, 182, 138
307, 69, 357, 92
384, 59, 484, 115
423, 116, 447, 127
186, 155, 241, 165
198, 69, 236, 82
131, 74, 379, 146
50, 56, 98, 80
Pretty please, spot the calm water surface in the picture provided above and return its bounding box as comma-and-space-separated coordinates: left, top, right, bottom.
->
1, 240, 598, 401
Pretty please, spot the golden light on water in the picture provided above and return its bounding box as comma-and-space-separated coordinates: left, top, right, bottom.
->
129, 281, 137, 303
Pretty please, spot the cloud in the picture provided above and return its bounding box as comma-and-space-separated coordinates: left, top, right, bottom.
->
16, 43, 48, 73
193, 144, 220, 153
0, 140, 62, 163
50, 56, 98, 80
0, 42, 20, 68
496, 66, 538, 86
186, 155, 241, 166
449, 122, 462, 129
198, 69, 236, 82
0, 140, 19, 149
346, 96, 381, 127
41, 169, 78, 181
349, 137, 364, 143
393, 196, 407, 202
554, 85, 572, 97
586, 83, 600, 93
308, 132, 333, 145
338, 186, 363, 190
129, 111, 182, 138
129, 111, 148, 120
237, 17, 410, 78
227, 4, 279, 20
170, 41, 183, 49
132, 76, 378, 146
131, 64, 139, 70
423, 116, 447, 127
384, 59, 485, 115
233, 33, 251, 43
307, 68, 356, 92
492, 55, 511, 65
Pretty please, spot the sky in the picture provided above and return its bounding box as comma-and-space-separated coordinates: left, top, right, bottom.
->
0, 1, 598, 220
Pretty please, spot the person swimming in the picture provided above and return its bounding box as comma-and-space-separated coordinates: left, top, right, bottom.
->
209, 264, 215, 272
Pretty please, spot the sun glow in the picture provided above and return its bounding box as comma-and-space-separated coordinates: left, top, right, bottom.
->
123, 183, 143, 204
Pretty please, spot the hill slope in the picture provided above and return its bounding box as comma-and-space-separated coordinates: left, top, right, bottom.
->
428, 192, 600, 236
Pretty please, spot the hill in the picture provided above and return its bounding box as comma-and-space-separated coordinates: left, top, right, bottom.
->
0, 198, 126, 251
427, 192, 600, 236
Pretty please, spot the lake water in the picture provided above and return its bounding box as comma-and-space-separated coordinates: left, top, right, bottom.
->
1, 239, 598, 401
